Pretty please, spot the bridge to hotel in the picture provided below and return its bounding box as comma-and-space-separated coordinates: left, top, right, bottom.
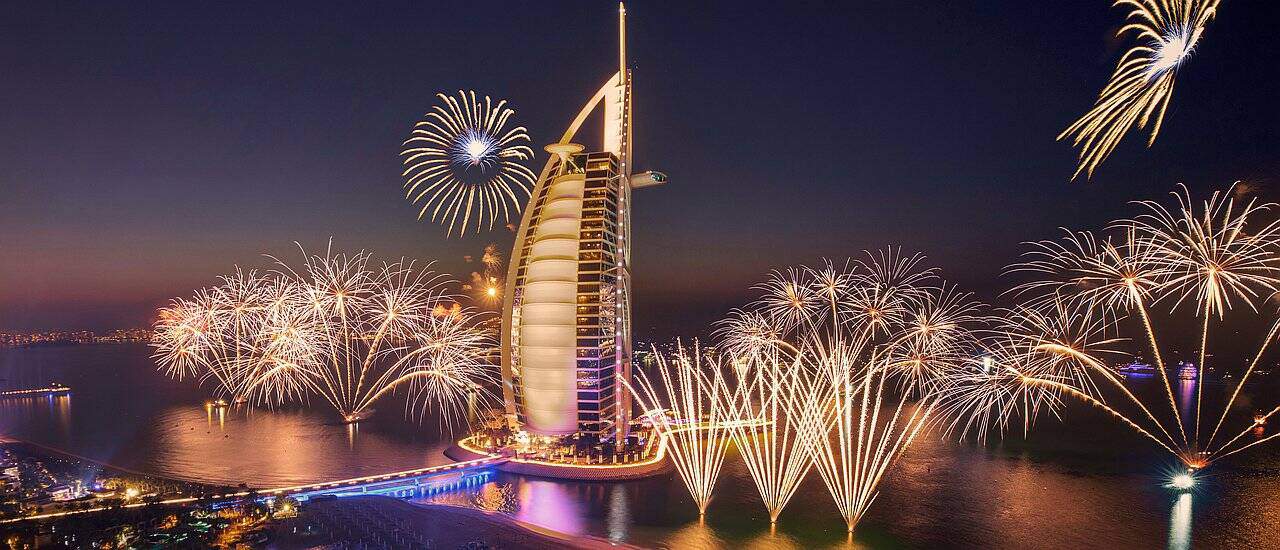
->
263, 456, 509, 502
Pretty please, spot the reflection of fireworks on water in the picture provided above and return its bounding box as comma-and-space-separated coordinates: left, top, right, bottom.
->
980, 184, 1280, 471
401, 91, 535, 236
1059, 0, 1220, 179
625, 342, 735, 515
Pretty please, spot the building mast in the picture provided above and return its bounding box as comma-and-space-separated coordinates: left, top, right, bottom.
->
619, 3, 626, 82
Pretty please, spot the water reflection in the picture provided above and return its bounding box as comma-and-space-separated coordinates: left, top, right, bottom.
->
665, 518, 722, 549
204, 403, 226, 431
514, 479, 586, 536
0, 395, 74, 446
1177, 379, 1195, 428
1168, 493, 1193, 550
53, 395, 72, 440
606, 483, 630, 541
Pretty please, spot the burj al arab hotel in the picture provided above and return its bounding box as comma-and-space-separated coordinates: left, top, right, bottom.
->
500, 3, 666, 441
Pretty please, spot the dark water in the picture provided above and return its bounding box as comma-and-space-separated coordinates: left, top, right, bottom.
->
4, 344, 1280, 549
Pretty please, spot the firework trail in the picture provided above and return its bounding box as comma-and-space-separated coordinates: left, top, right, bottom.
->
625, 342, 736, 515
1059, 0, 1220, 179
402, 91, 536, 236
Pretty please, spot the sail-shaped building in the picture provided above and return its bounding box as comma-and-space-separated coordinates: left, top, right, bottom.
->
499, 3, 666, 441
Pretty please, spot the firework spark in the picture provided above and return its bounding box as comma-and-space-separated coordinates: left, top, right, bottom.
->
466, 244, 505, 309
722, 346, 816, 523
1059, 0, 1220, 179
401, 91, 536, 236
803, 346, 936, 532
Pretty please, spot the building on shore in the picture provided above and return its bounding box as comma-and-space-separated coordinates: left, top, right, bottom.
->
500, 3, 666, 442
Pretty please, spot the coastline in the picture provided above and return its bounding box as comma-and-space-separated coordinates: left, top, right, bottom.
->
0, 438, 233, 494
2, 435, 663, 546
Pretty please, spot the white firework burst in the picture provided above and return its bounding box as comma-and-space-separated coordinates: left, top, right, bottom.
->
402, 90, 536, 236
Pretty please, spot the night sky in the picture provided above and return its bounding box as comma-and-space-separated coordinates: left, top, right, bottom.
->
2, 1, 1278, 339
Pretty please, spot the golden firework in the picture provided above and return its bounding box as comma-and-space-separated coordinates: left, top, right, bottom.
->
1059, 0, 1220, 179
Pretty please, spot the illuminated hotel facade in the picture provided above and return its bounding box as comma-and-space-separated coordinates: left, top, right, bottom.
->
499, 4, 665, 439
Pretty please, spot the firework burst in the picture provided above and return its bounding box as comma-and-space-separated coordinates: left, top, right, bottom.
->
1059, 0, 1221, 179
717, 252, 982, 529
465, 244, 505, 309
993, 184, 1280, 469
401, 91, 536, 236
152, 268, 273, 401
154, 243, 498, 429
